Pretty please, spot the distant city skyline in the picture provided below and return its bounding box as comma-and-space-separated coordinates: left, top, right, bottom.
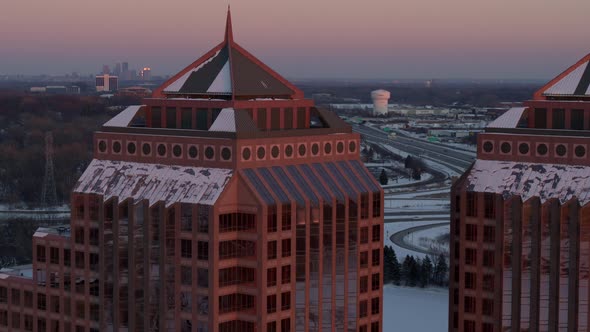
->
0, 1, 589, 79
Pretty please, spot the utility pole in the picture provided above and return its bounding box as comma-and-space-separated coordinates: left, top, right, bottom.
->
41, 132, 58, 207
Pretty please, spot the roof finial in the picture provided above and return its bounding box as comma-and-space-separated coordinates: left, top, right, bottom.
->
225, 5, 234, 43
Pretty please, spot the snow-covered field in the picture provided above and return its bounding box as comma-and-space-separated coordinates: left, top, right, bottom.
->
384, 198, 449, 211
385, 220, 447, 259
383, 285, 448, 332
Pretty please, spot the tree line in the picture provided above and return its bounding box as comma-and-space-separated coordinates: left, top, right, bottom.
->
383, 245, 449, 288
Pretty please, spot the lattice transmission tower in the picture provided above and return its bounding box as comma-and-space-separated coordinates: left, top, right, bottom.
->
41, 132, 58, 207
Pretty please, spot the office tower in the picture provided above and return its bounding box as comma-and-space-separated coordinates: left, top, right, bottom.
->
0, 9, 384, 332
371, 90, 390, 115
95, 74, 119, 92
450, 53, 590, 331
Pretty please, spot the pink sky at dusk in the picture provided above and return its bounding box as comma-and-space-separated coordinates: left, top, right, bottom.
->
1, 0, 589, 79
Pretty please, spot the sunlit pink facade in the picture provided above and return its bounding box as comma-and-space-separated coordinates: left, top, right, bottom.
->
450, 53, 590, 331
0, 11, 383, 332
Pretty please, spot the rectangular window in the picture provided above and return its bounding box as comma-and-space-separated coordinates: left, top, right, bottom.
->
51, 295, 60, 313
151, 107, 162, 128
466, 224, 477, 242
482, 298, 494, 316
196, 109, 208, 130
281, 265, 291, 284
483, 250, 495, 267
360, 251, 368, 268
267, 268, 277, 287
360, 227, 369, 244
371, 273, 380, 291
464, 320, 476, 332
465, 272, 476, 289
64, 249, 71, 267
483, 226, 495, 243
0, 288, 5, 303
181, 203, 192, 232
166, 107, 177, 128
281, 318, 291, 332
466, 192, 477, 217
360, 276, 368, 293
267, 321, 277, 332
464, 296, 476, 313
270, 108, 280, 130
359, 300, 368, 318
267, 295, 277, 313
484, 193, 495, 218
75, 227, 84, 244
483, 274, 495, 292
11, 312, 19, 329
284, 108, 293, 129
372, 224, 381, 242
372, 192, 381, 217
465, 248, 477, 265
572, 109, 584, 130
371, 297, 380, 315
197, 268, 209, 288
257, 108, 267, 129
181, 239, 192, 258
534, 108, 547, 129
75, 251, 85, 269
372, 249, 380, 266
282, 238, 291, 257
37, 245, 46, 263
219, 212, 256, 232
197, 241, 209, 260
181, 266, 192, 286
281, 292, 291, 311
181, 108, 192, 129
482, 322, 494, 332
282, 204, 292, 231
11, 289, 20, 305
552, 108, 565, 129
268, 241, 277, 260
296, 107, 306, 129
37, 293, 46, 311
267, 206, 277, 232
371, 322, 379, 332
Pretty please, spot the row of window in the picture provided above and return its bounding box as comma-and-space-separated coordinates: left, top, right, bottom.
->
358, 321, 380, 332
359, 297, 380, 318
73, 227, 99, 246
37, 246, 98, 271
218, 293, 255, 314
98, 139, 232, 162
463, 248, 495, 267
266, 292, 290, 313
267, 265, 291, 287
482, 140, 586, 159
180, 266, 209, 288
360, 249, 381, 268
242, 140, 357, 162
0, 310, 99, 332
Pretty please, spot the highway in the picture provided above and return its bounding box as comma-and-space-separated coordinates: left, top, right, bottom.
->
353, 124, 475, 173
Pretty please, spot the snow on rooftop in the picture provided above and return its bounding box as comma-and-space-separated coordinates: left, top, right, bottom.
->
207, 61, 232, 93
544, 61, 589, 96
487, 107, 526, 129
103, 105, 142, 128
209, 108, 236, 132
164, 50, 222, 93
73, 159, 232, 207
467, 159, 590, 205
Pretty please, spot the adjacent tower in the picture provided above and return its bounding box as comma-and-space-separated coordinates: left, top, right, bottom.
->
450, 53, 590, 331
0, 9, 384, 332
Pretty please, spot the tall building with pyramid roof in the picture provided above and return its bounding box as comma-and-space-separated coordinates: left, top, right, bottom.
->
0, 9, 384, 332
450, 52, 590, 332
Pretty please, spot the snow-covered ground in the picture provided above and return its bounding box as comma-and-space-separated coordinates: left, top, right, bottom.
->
403, 224, 450, 256
383, 285, 448, 332
385, 220, 447, 259
384, 198, 449, 212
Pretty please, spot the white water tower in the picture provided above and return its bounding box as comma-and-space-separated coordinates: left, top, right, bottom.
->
371, 89, 390, 115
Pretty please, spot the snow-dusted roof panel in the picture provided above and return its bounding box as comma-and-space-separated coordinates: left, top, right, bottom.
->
103, 105, 143, 128
209, 108, 236, 132
466, 160, 590, 205
163, 50, 222, 93
207, 61, 232, 93
487, 107, 526, 129
544, 61, 589, 96
73, 159, 233, 207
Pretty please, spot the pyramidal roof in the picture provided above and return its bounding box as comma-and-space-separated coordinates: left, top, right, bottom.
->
535, 53, 590, 99
154, 8, 303, 100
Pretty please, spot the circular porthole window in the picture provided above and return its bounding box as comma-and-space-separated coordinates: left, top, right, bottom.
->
483, 141, 493, 153
271, 146, 279, 159
575, 145, 586, 158
285, 145, 293, 157
298, 144, 306, 157
518, 143, 529, 155
500, 142, 511, 154
98, 141, 107, 153
312, 144, 319, 156
189, 146, 198, 159
349, 141, 357, 153
337, 142, 344, 154
127, 142, 136, 154
242, 148, 251, 161
205, 147, 215, 159
173, 145, 182, 157
157, 144, 167, 156
257, 147, 266, 159
556, 144, 567, 157
536, 144, 548, 156
324, 143, 332, 154
221, 147, 232, 161
142, 143, 151, 155
113, 141, 122, 153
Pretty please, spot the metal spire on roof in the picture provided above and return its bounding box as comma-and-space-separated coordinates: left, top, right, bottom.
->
225, 5, 234, 43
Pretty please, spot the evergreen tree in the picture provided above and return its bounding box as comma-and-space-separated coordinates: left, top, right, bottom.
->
419, 256, 434, 288
391, 250, 401, 286
383, 246, 394, 284
408, 257, 420, 287
379, 169, 389, 185
401, 255, 413, 286
433, 254, 449, 286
